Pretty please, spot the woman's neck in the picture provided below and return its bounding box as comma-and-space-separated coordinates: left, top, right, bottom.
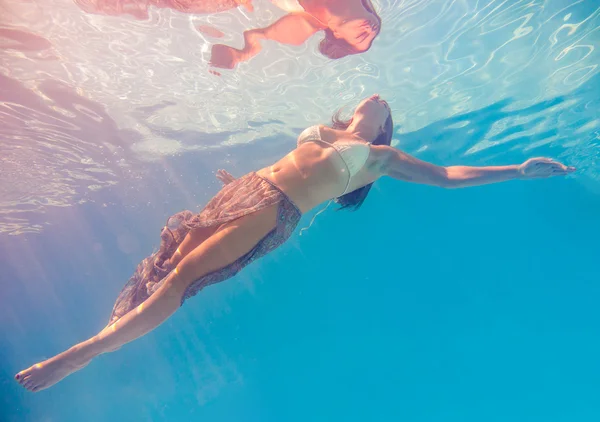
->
346, 119, 379, 143
301, 0, 367, 26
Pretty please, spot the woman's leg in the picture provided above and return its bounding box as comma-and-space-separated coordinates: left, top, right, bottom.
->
163, 226, 218, 268
144, 227, 217, 296
15, 205, 279, 392
144, 226, 222, 296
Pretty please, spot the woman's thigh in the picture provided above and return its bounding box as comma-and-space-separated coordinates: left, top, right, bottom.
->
168, 226, 219, 267
174, 204, 279, 287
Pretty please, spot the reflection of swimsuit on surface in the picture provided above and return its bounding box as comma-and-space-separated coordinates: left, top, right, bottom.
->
270, 0, 304, 12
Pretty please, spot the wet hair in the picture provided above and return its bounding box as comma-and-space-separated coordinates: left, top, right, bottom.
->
318, 0, 381, 59
331, 109, 394, 211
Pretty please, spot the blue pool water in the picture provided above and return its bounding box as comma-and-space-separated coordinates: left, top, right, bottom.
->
1, 0, 599, 421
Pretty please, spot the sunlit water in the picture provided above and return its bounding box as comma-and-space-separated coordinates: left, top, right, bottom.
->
1, 0, 599, 421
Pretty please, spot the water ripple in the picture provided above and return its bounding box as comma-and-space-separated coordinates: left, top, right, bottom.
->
1, 0, 599, 233
0, 73, 140, 235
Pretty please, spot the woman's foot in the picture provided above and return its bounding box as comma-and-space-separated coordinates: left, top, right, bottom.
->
15, 344, 94, 392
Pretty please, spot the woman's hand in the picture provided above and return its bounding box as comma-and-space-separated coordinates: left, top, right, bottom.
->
216, 169, 236, 185
518, 158, 575, 179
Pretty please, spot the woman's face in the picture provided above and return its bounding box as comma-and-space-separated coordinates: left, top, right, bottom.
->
334, 17, 380, 51
332, 0, 380, 52
353, 94, 391, 134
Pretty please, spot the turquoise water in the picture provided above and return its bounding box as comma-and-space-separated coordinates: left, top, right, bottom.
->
1, 0, 600, 421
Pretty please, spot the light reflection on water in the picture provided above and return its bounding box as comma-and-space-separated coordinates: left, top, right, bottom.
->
1, 0, 599, 234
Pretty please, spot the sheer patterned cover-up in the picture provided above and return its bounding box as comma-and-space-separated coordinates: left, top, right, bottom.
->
108, 172, 301, 323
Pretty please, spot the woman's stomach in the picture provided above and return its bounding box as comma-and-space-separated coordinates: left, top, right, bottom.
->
257, 143, 350, 213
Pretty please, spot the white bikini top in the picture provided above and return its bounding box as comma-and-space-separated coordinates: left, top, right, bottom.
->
297, 125, 370, 194
270, 0, 305, 13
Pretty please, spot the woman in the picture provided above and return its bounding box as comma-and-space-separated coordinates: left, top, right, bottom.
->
209, 0, 382, 68
15, 94, 574, 392
74, 0, 381, 67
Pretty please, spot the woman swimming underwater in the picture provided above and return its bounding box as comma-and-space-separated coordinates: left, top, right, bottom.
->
15, 94, 574, 392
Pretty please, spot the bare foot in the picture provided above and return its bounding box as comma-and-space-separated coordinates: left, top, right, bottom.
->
15, 346, 92, 392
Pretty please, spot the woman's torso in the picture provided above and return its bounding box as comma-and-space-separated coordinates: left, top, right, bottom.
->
256, 125, 380, 213
270, 0, 305, 13
274, 0, 354, 27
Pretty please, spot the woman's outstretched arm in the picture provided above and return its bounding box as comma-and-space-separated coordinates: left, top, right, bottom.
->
210, 13, 323, 68
370, 145, 575, 188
